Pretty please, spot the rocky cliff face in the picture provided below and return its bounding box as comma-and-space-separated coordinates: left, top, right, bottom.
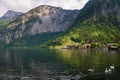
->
0, 5, 80, 43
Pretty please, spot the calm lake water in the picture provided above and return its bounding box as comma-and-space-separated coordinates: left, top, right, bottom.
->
0, 48, 120, 80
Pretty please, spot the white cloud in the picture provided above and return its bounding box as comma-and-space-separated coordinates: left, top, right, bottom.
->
0, 0, 89, 17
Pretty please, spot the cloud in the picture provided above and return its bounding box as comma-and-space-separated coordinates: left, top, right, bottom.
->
0, 0, 89, 17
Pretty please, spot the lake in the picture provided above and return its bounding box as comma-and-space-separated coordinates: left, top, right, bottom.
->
0, 48, 120, 80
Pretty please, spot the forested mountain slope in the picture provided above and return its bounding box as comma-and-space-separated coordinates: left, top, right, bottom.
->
44, 0, 120, 48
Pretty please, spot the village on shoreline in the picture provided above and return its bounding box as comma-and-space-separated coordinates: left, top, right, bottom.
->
60, 40, 120, 51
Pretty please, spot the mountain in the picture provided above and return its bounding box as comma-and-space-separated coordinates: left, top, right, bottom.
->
0, 5, 80, 44
0, 10, 22, 20
0, 10, 22, 30
44, 0, 120, 48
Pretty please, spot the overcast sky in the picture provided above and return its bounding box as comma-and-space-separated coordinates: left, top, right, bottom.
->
0, 0, 89, 17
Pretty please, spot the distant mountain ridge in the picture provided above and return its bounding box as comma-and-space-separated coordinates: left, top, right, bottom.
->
0, 10, 22, 30
0, 10, 22, 20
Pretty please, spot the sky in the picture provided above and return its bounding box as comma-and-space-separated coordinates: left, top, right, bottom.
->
0, 0, 89, 17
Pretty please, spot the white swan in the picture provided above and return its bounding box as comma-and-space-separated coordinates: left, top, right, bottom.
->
105, 68, 112, 74
88, 67, 94, 72
105, 68, 109, 74
108, 68, 112, 72
110, 64, 114, 70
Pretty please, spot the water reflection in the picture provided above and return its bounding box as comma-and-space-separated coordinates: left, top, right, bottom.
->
0, 48, 120, 80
